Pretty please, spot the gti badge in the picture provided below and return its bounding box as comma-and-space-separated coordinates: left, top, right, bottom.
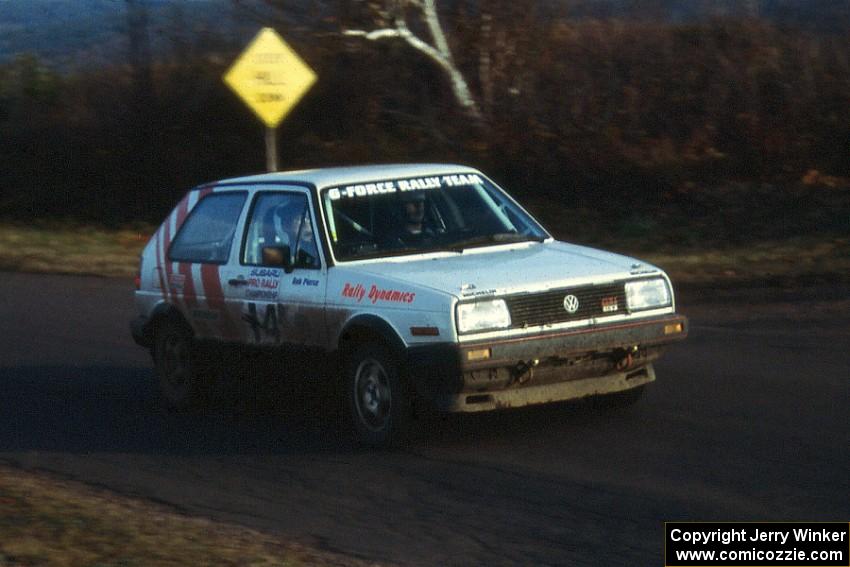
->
563, 294, 580, 314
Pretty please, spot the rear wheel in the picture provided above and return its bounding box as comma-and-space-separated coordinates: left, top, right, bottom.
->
153, 320, 203, 409
346, 343, 411, 447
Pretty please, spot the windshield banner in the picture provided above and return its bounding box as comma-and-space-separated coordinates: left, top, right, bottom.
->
327, 174, 483, 201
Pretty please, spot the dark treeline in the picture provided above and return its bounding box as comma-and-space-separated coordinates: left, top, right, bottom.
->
1, 2, 848, 244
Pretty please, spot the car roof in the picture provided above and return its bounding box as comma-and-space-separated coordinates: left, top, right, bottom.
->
210, 163, 481, 191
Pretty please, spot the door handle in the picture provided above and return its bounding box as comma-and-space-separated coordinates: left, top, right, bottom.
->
228, 277, 248, 286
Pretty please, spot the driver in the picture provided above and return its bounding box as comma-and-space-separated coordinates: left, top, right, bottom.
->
388, 191, 434, 246
270, 200, 318, 267
272, 201, 302, 250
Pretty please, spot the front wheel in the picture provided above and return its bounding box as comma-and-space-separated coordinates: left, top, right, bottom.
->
153, 320, 203, 409
346, 343, 411, 447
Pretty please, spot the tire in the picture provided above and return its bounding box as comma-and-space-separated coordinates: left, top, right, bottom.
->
346, 343, 411, 447
592, 384, 645, 409
152, 319, 203, 410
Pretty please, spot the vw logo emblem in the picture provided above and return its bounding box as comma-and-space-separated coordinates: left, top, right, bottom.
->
563, 294, 580, 314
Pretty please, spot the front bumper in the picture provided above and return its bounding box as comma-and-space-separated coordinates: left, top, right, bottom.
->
436, 364, 656, 412
407, 314, 687, 412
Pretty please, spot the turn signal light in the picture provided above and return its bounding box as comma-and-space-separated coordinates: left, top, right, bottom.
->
466, 348, 491, 361
664, 323, 683, 335
410, 326, 439, 337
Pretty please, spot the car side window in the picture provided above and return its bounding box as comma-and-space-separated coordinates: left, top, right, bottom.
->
243, 192, 320, 269
169, 192, 247, 263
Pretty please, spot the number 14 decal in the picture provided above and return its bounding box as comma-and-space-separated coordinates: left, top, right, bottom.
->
242, 302, 282, 343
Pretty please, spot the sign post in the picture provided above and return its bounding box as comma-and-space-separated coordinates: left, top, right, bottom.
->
265, 127, 277, 172
223, 27, 317, 172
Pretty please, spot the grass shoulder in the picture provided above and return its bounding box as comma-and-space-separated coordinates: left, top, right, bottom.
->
0, 463, 377, 567
0, 220, 846, 287
0, 221, 153, 278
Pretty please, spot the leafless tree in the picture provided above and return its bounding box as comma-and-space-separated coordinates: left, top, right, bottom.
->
343, 0, 483, 120
125, 0, 154, 107
743, 0, 760, 18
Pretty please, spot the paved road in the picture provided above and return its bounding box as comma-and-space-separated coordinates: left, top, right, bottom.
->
0, 272, 847, 566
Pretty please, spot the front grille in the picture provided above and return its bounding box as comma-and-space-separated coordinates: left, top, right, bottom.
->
505, 283, 626, 328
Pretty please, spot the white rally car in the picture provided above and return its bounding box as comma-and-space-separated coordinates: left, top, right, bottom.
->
131, 164, 687, 445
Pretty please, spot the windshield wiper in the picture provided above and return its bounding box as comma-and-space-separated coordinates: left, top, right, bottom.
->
339, 233, 543, 260
346, 245, 460, 261
445, 232, 545, 252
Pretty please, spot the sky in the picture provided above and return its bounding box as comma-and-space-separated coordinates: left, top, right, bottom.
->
1, 0, 847, 67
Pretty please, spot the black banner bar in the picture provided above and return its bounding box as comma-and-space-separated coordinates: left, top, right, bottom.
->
665, 522, 849, 567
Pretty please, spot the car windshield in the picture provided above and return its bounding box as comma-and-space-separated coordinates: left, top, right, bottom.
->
321, 173, 549, 261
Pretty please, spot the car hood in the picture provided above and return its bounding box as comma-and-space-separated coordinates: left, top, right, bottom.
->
344, 241, 661, 299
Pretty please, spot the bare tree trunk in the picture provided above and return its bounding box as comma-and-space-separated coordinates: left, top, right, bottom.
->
479, 10, 494, 118
125, 0, 154, 108
124, 0, 155, 212
344, 0, 483, 121
744, 0, 760, 18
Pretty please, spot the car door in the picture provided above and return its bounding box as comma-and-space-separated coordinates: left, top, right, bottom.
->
225, 187, 327, 348
167, 188, 249, 343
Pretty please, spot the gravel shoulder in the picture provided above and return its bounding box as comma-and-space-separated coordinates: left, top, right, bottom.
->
0, 464, 384, 567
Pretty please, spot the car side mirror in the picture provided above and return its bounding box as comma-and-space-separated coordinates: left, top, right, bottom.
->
262, 245, 293, 273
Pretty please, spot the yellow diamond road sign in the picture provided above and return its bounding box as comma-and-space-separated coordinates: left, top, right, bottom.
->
224, 27, 317, 128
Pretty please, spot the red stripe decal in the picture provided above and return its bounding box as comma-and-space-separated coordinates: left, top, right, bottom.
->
187, 188, 215, 337
200, 264, 223, 302
173, 194, 193, 305
179, 262, 196, 306
175, 194, 190, 232
166, 194, 190, 309
198, 185, 214, 200
180, 261, 211, 336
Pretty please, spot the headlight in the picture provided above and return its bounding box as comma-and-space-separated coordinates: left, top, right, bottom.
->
456, 299, 511, 333
625, 278, 671, 311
